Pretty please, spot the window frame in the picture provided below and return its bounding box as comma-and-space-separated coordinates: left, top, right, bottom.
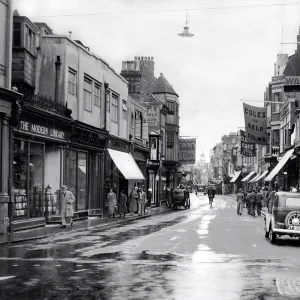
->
68, 68, 77, 96
94, 82, 101, 107
83, 76, 93, 112
111, 93, 119, 123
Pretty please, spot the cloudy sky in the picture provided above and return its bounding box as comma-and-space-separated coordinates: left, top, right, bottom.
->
14, 0, 300, 161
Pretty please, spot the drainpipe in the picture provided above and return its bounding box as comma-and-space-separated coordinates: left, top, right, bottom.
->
54, 56, 61, 102
6, 0, 12, 89
104, 82, 109, 130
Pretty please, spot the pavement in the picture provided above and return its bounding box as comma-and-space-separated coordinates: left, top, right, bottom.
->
0, 205, 171, 245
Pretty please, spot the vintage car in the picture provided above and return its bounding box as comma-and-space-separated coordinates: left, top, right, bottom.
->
172, 188, 190, 210
265, 191, 300, 244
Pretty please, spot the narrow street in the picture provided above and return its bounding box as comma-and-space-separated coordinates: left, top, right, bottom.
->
1, 193, 300, 299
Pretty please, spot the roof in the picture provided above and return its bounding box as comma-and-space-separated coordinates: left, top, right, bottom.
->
153, 73, 178, 97
283, 52, 300, 76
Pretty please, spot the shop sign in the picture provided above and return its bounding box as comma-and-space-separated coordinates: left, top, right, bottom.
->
243, 103, 268, 144
107, 138, 129, 152
18, 120, 67, 141
147, 104, 160, 134
240, 129, 255, 156
285, 76, 300, 85
179, 138, 196, 164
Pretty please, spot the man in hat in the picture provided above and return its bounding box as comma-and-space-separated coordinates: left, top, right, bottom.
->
60, 185, 75, 228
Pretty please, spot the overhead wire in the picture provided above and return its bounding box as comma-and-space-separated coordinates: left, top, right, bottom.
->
32, 2, 299, 18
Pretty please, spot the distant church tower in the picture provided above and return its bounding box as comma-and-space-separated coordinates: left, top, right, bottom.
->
199, 151, 205, 167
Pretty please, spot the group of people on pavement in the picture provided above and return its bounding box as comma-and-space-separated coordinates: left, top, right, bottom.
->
236, 185, 299, 216
107, 185, 152, 219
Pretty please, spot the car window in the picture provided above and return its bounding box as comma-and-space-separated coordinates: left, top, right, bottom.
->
286, 198, 300, 207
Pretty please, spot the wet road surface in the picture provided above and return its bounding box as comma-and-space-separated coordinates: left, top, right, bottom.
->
1, 193, 300, 299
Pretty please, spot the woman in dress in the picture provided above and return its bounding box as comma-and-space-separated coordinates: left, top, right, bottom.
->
129, 187, 138, 215
107, 188, 117, 218
119, 190, 127, 219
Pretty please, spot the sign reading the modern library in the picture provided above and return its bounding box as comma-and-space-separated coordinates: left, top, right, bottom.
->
179, 138, 196, 164
243, 103, 268, 145
240, 129, 255, 156
18, 120, 67, 141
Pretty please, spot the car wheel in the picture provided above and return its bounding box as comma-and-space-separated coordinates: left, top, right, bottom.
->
265, 230, 269, 239
268, 226, 276, 244
284, 211, 300, 229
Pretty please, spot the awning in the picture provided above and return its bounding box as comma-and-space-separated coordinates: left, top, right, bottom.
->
241, 171, 256, 182
254, 170, 268, 182
107, 148, 145, 180
230, 171, 241, 183
265, 148, 295, 182
248, 173, 262, 183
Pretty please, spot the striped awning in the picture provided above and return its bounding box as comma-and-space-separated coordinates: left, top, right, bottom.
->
254, 170, 268, 182
230, 171, 241, 183
248, 173, 262, 183
265, 148, 295, 182
241, 171, 256, 182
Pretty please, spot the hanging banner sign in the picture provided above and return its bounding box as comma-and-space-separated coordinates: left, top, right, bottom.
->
240, 130, 256, 156
243, 103, 268, 144
179, 138, 196, 164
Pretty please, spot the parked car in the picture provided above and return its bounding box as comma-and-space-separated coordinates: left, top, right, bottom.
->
172, 188, 190, 209
265, 191, 300, 244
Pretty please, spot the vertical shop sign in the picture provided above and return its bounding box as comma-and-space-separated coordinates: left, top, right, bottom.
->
243, 103, 268, 144
147, 104, 160, 133
179, 138, 196, 164
240, 129, 256, 156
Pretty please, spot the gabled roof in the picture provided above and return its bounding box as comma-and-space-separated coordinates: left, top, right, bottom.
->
153, 73, 178, 97
283, 52, 300, 76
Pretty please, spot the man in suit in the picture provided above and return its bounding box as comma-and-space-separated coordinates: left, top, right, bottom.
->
60, 185, 75, 228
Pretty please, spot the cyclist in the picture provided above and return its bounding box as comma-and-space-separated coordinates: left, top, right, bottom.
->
207, 186, 215, 206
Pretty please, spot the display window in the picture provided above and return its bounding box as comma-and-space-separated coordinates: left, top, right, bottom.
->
13, 138, 63, 220
63, 149, 88, 211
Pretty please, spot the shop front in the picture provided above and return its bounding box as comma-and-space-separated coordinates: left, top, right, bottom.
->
12, 117, 72, 230
105, 136, 145, 207
11, 117, 108, 230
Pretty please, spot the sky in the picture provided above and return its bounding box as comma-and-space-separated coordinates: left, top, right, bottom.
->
13, 0, 300, 162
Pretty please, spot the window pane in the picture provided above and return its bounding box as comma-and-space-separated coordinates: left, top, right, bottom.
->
78, 152, 87, 211
29, 143, 44, 218
13, 140, 29, 220
64, 150, 77, 201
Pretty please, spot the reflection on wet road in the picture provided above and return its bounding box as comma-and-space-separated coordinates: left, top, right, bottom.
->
1, 194, 300, 299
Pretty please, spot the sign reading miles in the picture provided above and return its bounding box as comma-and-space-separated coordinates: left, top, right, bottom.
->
179, 138, 196, 164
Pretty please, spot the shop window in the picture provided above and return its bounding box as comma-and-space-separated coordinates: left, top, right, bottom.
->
83, 77, 92, 112
78, 152, 87, 211
90, 154, 101, 209
13, 140, 45, 220
64, 149, 88, 211
135, 111, 142, 139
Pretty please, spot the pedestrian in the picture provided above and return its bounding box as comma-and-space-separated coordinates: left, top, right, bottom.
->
146, 188, 152, 214
236, 188, 244, 215
138, 186, 146, 216
119, 190, 127, 219
107, 188, 117, 218
255, 188, 263, 216
185, 186, 190, 207
248, 189, 256, 216
60, 185, 75, 228
267, 187, 276, 213
128, 187, 138, 215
